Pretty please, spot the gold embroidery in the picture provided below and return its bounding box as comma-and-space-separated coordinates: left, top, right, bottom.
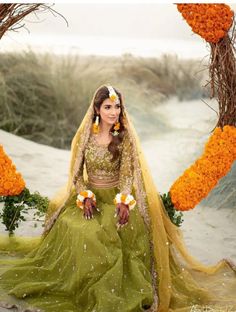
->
84, 135, 120, 182
119, 133, 134, 195
73, 133, 134, 193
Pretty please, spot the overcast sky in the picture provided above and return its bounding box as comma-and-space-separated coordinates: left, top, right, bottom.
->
21, 4, 203, 40
2, 3, 236, 58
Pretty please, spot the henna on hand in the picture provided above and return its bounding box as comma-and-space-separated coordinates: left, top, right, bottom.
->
83, 198, 96, 220
116, 202, 129, 227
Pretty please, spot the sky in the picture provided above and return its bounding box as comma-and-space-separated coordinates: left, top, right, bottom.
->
25, 4, 194, 40
1, 3, 236, 58
19, 3, 236, 39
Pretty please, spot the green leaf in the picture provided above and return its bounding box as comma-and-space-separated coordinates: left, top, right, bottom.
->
0, 188, 49, 235
160, 192, 184, 227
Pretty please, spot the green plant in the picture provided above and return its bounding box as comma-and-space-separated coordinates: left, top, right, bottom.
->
160, 192, 184, 227
0, 187, 49, 235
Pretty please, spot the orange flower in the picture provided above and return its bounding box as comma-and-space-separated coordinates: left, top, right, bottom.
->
121, 194, 127, 202
0, 145, 25, 196
170, 126, 236, 211
80, 190, 88, 198
177, 4, 234, 43
114, 122, 120, 131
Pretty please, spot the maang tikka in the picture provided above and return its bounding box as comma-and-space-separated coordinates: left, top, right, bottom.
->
107, 85, 121, 136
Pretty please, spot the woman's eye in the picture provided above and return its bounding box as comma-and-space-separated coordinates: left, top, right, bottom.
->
116, 105, 121, 109
105, 106, 110, 110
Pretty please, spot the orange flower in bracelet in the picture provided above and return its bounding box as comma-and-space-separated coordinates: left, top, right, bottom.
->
0, 145, 25, 196
177, 4, 234, 43
114, 193, 136, 210
76, 190, 96, 209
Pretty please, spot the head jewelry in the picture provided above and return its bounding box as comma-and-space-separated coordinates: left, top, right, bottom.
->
106, 85, 120, 104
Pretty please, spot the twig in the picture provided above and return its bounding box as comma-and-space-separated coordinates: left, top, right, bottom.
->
0, 4, 68, 39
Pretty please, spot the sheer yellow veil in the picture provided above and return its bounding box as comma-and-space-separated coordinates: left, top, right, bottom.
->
43, 84, 236, 312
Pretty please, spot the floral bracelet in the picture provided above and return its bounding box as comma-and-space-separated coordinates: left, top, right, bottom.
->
76, 190, 96, 209
114, 193, 136, 210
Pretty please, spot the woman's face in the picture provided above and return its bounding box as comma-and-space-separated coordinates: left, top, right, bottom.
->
97, 98, 121, 126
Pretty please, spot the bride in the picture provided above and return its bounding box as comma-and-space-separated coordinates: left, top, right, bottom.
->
0, 85, 236, 312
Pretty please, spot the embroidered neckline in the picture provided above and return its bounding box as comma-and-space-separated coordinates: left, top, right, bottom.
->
90, 135, 111, 147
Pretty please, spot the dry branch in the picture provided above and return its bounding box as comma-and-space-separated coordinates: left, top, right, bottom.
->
208, 20, 236, 127
0, 4, 68, 39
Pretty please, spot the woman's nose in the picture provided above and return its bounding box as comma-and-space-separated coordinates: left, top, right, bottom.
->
110, 107, 117, 115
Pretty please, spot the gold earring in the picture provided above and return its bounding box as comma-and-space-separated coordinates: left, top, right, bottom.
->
93, 115, 100, 134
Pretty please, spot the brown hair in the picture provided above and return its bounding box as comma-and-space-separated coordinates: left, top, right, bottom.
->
93, 85, 126, 161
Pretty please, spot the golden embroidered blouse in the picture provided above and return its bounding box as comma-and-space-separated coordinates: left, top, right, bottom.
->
73, 131, 134, 195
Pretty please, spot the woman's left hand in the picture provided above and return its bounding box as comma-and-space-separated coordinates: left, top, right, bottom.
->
115, 203, 129, 227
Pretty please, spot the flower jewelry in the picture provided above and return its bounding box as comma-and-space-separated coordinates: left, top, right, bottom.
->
114, 121, 120, 131
76, 190, 96, 209
93, 115, 100, 134
114, 193, 136, 210
111, 120, 120, 137
107, 85, 120, 104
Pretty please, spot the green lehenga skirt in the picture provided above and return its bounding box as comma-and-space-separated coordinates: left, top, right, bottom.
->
0, 187, 155, 312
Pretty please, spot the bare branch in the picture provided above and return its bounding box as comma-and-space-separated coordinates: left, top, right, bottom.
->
0, 4, 68, 39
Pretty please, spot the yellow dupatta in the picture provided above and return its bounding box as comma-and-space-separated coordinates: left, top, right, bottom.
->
28, 85, 236, 311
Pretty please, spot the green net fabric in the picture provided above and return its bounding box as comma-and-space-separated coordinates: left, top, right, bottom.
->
0, 187, 154, 312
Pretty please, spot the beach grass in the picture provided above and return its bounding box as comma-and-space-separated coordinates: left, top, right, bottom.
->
0, 50, 209, 149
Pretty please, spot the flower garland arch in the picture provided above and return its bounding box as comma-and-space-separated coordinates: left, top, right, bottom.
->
168, 4, 236, 213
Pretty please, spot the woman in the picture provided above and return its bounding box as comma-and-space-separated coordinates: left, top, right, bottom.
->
0, 85, 236, 312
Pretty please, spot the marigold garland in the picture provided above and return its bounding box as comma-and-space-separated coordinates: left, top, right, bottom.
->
177, 4, 234, 43
170, 125, 236, 211
0, 145, 25, 196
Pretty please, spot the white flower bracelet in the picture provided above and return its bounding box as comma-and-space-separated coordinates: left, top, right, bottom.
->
114, 193, 136, 210
76, 190, 96, 209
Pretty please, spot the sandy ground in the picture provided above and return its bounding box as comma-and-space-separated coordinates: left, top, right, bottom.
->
0, 97, 235, 266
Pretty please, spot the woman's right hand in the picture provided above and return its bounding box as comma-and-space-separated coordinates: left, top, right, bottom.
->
83, 197, 96, 220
